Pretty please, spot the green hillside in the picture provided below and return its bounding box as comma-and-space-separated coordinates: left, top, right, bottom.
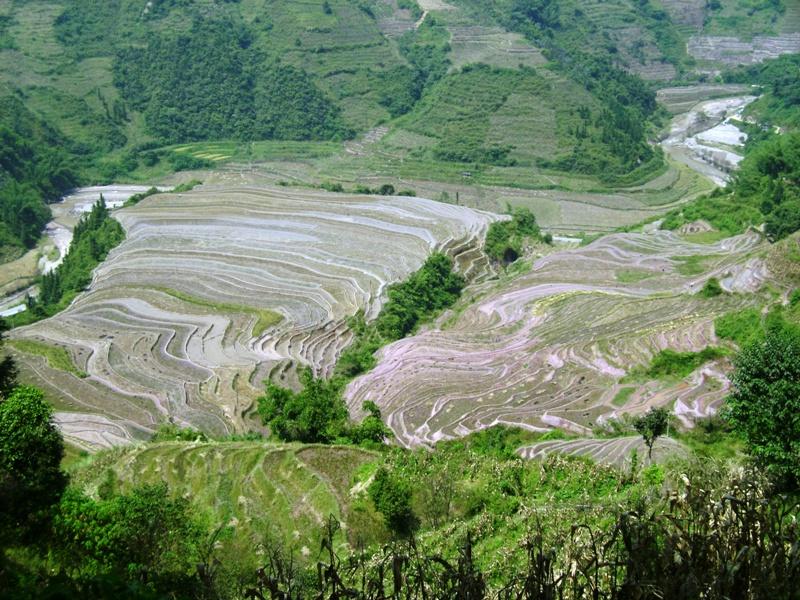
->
0, 0, 683, 191
0, 96, 78, 259
71, 441, 379, 551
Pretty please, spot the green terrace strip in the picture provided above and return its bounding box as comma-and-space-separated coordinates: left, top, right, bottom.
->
612, 386, 636, 407
154, 288, 283, 337
6, 339, 88, 378
121, 181, 207, 209
624, 347, 729, 382
672, 254, 710, 276
615, 269, 655, 284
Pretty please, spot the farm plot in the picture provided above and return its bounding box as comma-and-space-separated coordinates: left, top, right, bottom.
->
71, 442, 378, 550
11, 186, 495, 446
447, 26, 546, 70
345, 230, 766, 448
517, 436, 687, 468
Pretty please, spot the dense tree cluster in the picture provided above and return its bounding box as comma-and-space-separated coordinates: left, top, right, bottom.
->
22, 198, 125, 323
725, 325, 800, 488
0, 97, 78, 256
484, 206, 549, 264
258, 369, 388, 445
378, 18, 451, 118
113, 19, 351, 144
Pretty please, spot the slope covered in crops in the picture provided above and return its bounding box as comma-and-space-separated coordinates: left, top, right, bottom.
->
10, 186, 495, 448
70, 442, 379, 550
345, 229, 769, 447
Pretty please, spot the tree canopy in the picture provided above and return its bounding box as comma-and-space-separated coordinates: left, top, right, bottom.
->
633, 407, 670, 460
113, 18, 351, 144
0, 385, 66, 545
725, 326, 800, 488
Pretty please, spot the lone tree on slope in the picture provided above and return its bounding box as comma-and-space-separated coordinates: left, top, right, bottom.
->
633, 407, 670, 461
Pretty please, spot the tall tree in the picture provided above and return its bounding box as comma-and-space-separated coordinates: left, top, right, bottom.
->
725, 327, 800, 488
633, 407, 670, 461
0, 386, 66, 546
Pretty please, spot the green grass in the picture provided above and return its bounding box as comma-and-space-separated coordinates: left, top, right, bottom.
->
715, 309, 765, 348
673, 255, 710, 276
612, 387, 636, 407
625, 347, 729, 382
673, 417, 745, 461
8, 339, 88, 378
156, 288, 282, 336
616, 269, 654, 284
682, 230, 729, 244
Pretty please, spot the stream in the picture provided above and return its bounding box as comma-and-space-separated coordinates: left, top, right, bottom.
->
0, 185, 168, 317
661, 95, 757, 186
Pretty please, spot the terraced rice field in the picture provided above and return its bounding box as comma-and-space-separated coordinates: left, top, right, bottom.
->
11, 186, 495, 447
688, 34, 800, 66
656, 85, 753, 115
72, 442, 378, 548
345, 230, 767, 447
447, 26, 546, 70
517, 436, 687, 468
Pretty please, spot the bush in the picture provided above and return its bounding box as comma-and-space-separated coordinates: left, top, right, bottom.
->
368, 467, 417, 537
715, 309, 764, 347
0, 386, 66, 546
257, 369, 347, 444
485, 207, 547, 264
700, 277, 724, 298
375, 253, 464, 339
725, 327, 800, 488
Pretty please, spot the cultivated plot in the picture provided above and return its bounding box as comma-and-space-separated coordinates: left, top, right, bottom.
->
345, 230, 767, 447
11, 186, 495, 447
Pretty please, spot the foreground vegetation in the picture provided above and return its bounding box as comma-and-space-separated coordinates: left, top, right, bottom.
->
2, 318, 800, 598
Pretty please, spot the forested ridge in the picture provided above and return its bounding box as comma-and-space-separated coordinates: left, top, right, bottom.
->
113, 18, 352, 144
0, 97, 78, 259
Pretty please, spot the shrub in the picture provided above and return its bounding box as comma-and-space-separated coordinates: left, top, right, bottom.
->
368, 467, 417, 537
725, 327, 800, 488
